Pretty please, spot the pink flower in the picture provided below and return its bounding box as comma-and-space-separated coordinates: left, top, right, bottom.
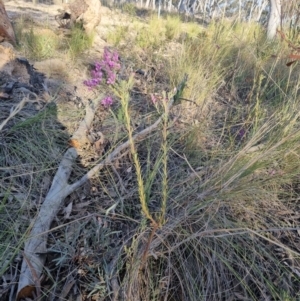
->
101, 96, 113, 108
84, 48, 120, 88
150, 93, 158, 104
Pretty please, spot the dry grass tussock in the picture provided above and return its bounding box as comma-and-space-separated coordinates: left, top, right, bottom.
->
1, 5, 300, 301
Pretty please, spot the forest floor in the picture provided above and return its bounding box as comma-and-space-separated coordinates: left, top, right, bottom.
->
1, 1, 300, 301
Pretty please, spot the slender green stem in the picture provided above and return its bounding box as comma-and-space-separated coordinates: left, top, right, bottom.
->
118, 78, 157, 226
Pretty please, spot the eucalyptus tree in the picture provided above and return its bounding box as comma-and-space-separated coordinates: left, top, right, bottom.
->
267, 0, 281, 39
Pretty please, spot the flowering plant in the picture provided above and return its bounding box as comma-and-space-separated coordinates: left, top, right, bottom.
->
101, 96, 114, 108
150, 91, 170, 113
84, 47, 120, 88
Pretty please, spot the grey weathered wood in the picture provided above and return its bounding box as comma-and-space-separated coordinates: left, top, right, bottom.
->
267, 0, 281, 39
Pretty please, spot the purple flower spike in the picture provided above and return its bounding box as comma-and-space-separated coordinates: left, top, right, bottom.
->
101, 96, 113, 108
84, 47, 121, 88
237, 128, 246, 140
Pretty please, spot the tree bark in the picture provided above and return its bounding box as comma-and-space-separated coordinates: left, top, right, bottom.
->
267, 0, 281, 39
0, 0, 16, 45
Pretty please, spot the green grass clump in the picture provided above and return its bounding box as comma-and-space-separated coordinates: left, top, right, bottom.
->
67, 25, 95, 58
101, 16, 300, 301
165, 15, 182, 40
183, 21, 204, 39
14, 16, 94, 60
0, 104, 68, 276
106, 25, 129, 46
135, 17, 166, 50
19, 28, 59, 60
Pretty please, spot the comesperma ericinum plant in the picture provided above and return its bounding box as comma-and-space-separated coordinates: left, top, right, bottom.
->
85, 48, 172, 228
84, 47, 121, 108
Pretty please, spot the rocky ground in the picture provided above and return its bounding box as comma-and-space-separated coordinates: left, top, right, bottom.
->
1, 0, 137, 134
2, 0, 130, 106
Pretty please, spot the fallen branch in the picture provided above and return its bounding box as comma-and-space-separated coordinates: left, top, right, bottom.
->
16, 97, 100, 300
17, 75, 188, 300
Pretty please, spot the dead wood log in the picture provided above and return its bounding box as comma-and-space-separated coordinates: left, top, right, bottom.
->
0, 0, 16, 45
55, 0, 101, 34
17, 75, 188, 300
16, 96, 101, 300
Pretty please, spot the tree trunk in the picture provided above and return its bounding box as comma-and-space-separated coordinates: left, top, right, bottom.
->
254, 0, 268, 22
238, 0, 242, 21
267, 0, 281, 39
158, 0, 161, 17
0, 0, 16, 45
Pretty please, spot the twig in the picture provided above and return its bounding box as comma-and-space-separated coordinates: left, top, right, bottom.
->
9, 261, 19, 301
141, 223, 159, 264
245, 143, 265, 153
170, 147, 203, 182
178, 97, 200, 107
111, 164, 127, 194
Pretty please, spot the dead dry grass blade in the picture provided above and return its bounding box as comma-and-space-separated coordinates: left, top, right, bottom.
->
0, 97, 36, 132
